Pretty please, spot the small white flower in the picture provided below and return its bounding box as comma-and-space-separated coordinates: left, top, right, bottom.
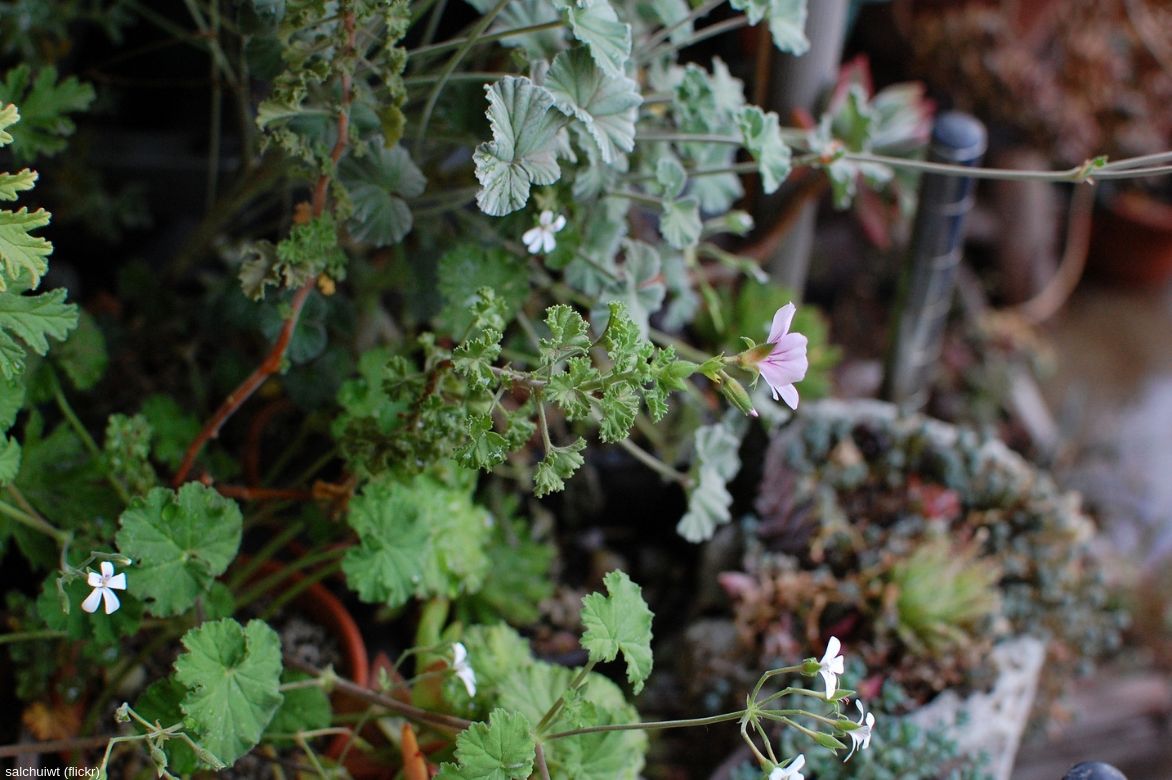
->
817, 636, 845, 698
769, 754, 805, 780
522, 210, 566, 254
844, 700, 875, 762
81, 561, 127, 615
451, 642, 477, 697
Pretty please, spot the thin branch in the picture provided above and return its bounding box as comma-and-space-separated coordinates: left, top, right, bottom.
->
0, 735, 117, 758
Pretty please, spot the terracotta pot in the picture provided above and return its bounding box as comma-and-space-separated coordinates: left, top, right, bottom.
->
243, 560, 369, 763
1088, 190, 1172, 287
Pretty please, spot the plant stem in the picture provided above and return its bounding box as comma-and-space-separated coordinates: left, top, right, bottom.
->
640, 0, 724, 52
606, 189, 664, 207
614, 437, 690, 487
403, 71, 511, 86
534, 743, 553, 780
51, 376, 132, 505
414, 0, 513, 154
546, 708, 745, 740
639, 14, 749, 63
635, 131, 743, 145
226, 519, 307, 589
535, 662, 594, 735
257, 559, 345, 621
0, 629, 67, 645
0, 735, 116, 758
647, 327, 711, 364
835, 150, 1172, 183
0, 497, 68, 545
625, 161, 760, 184
408, 20, 564, 58
234, 547, 348, 611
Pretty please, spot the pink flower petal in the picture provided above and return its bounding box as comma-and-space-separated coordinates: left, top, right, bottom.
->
768, 303, 797, 343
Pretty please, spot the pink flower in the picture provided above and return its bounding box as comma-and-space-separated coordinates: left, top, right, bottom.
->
759, 303, 808, 410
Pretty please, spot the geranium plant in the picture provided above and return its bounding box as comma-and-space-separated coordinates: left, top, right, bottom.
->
0, 0, 1167, 778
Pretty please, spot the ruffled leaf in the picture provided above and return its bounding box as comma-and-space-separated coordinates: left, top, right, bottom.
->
474, 77, 562, 216
546, 47, 640, 164
580, 570, 654, 693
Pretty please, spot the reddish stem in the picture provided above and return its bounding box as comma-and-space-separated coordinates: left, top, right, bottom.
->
173, 11, 358, 487
210, 482, 316, 502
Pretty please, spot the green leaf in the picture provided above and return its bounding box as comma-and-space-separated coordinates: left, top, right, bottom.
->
456, 414, 511, 471
437, 245, 529, 337
462, 518, 554, 626
114, 483, 243, 617
274, 213, 347, 289
464, 0, 565, 60
729, 0, 808, 54
602, 301, 653, 377
0, 374, 24, 429
0, 206, 52, 291
655, 157, 686, 200
546, 47, 641, 165
342, 475, 492, 608
0, 104, 18, 146
54, 309, 106, 390
435, 709, 535, 780
174, 618, 284, 767
264, 670, 331, 743
676, 422, 741, 542
134, 677, 198, 775
140, 395, 201, 471
474, 77, 562, 216
738, 105, 793, 194
580, 570, 654, 694
594, 240, 665, 338
547, 356, 600, 421
534, 437, 586, 497
104, 413, 157, 496
339, 141, 426, 247
598, 381, 639, 443
539, 304, 591, 365
0, 288, 78, 379
0, 66, 95, 161
0, 169, 36, 201
0, 434, 18, 484
659, 196, 701, 249
36, 573, 143, 645
453, 328, 503, 391
565, 0, 632, 78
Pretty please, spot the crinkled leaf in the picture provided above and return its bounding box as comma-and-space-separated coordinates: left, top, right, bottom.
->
339, 142, 426, 247
115, 483, 243, 617
456, 414, 511, 471
474, 77, 561, 216
453, 328, 502, 391
0, 207, 52, 290
534, 437, 586, 497
342, 475, 492, 608
463, 519, 554, 626
174, 618, 284, 767
602, 301, 653, 376
465, 0, 565, 59
0, 104, 18, 146
659, 196, 701, 249
547, 356, 599, 420
435, 709, 534, 780
0, 288, 77, 379
566, 0, 632, 78
0, 375, 23, 430
580, 570, 654, 693
546, 47, 640, 164
738, 105, 792, 194
140, 394, 202, 471
539, 304, 591, 365
650, 0, 693, 43
598, 381, 639, 443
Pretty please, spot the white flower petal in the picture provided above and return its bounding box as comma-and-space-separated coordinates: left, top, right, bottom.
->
81, 587, 103, 614
540, 230, 557, 253
101, 587, 121, 615
107, 572, 127, 591
550, 214, 566, 232
100, 561, 115, 578
87, 571, 104, 588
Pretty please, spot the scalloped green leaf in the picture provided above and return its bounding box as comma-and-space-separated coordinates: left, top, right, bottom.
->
659, 196, 701, 249
546, 47, 640, 165
114, 483, 243, 617
0, 169, 36, 201
534, 437, 586, 497
0, 66, 95, 161
566, 0, 631, 78
174, 618, 284, 767
474, 77, 562, 216
435, 709, 535, 780
580, 570, 654, 693
0, 288, 77, 379
0, 207, 51, 290
729, 0, 808, 54
339, 141, 426, 247
738, 105, 793, 194
676, 422, 741, 542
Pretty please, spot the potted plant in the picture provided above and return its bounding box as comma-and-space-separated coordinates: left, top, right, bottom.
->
0, 1, 1161, 778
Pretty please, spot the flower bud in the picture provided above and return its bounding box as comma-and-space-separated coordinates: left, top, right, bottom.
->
811, 731, 847, 750
716, 371, 758, 418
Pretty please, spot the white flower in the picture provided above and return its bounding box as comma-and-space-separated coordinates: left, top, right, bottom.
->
522, 210, 566, 254
769, 754, 805, 780
817, 636, 845, 698
81, 561, 127, 615
844, 700, 875, 762
451, 642, 477, 697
